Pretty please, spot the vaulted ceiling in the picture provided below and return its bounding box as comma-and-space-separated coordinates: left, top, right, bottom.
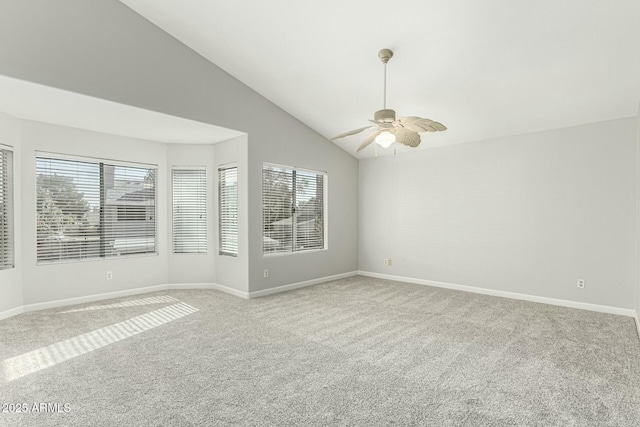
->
120, 0, 640, 158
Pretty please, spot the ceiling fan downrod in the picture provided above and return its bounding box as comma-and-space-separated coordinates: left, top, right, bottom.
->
375, 49, 396, 123
378, 49, 393, 111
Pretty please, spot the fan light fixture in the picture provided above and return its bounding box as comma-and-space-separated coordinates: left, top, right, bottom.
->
331, 48, 447, 153
375, 131, 395, 148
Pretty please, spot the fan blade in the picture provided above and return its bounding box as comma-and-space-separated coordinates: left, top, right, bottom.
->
357, 129, 382, 152
389, 127, 421, 147
369, 119, 393, 128
331, 126, 372, 140
396, 116, 447, 132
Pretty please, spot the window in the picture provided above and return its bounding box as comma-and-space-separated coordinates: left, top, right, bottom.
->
117, 205, 147, 221
0, 147, 13, 270
172, 168, 207, 254
262, 163, 326, 254
218, 165, 238, 256
36, 154, 157, 263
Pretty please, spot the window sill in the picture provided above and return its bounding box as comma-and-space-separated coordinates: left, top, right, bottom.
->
36, 252, 159, 267
263, 248, 327, 258
172, 252, 210, 256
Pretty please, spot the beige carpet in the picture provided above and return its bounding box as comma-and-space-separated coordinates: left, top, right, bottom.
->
1, 275, 639, 426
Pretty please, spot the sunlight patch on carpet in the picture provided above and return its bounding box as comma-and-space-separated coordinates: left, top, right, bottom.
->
2, 302, 198, 382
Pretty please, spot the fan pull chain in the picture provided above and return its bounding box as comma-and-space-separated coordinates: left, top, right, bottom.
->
375, 143, 378, 159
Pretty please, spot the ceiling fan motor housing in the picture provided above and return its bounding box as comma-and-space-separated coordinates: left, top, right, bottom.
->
378, 49, 393, 63
374, 109, 396, 123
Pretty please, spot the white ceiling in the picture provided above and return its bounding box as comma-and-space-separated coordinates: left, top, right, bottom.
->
121, 0, 640, 158
0, 75, 244, 145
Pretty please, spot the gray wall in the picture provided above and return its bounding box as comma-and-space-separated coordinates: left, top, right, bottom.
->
360, 118, 638, 309
637, 107, 640, 318
0, 0, 359, 296
5, 0, 632, 313
214, 136, 249, 293
166, 140, 249, 292
0, 112, 22, 313
248, 114, 359, 292
20, 120, 169, 305
0, 115, 250, 311
166, 143, 216, 285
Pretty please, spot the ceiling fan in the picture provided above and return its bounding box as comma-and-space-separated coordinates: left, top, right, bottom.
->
332, 48, 447, 152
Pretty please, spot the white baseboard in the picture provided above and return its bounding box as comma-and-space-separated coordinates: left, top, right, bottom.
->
0, 283, 239, 320
0, 272, 358, 320
358, 271, 638, 318
21, 282, 251, 315
22, 284, 169, 313
168, 283, 250, 299
5, 271, 635, 337
0, 305, 25, 321
248, 271, 358, 299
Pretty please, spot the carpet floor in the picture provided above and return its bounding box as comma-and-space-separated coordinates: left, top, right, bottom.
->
1, 275, 639, 426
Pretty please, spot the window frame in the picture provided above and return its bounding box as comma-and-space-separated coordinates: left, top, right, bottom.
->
262, 162, 327, 257
171, 166, 208, 255
35, 152, 158, 265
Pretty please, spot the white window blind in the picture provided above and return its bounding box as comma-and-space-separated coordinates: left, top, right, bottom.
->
218, 166, 238, 256
172, 168, 207, 254
0, 148, 14, 270
36, 155, 157, 263
262, 164, 325, 254
105, 163, 156, 257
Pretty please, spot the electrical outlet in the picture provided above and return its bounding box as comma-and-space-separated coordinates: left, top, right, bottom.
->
383, 259, 388, 266
264, 269, 269, 278
388, 259, 392, 267
577, 279, 585, 289
106, 271, 113, 280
